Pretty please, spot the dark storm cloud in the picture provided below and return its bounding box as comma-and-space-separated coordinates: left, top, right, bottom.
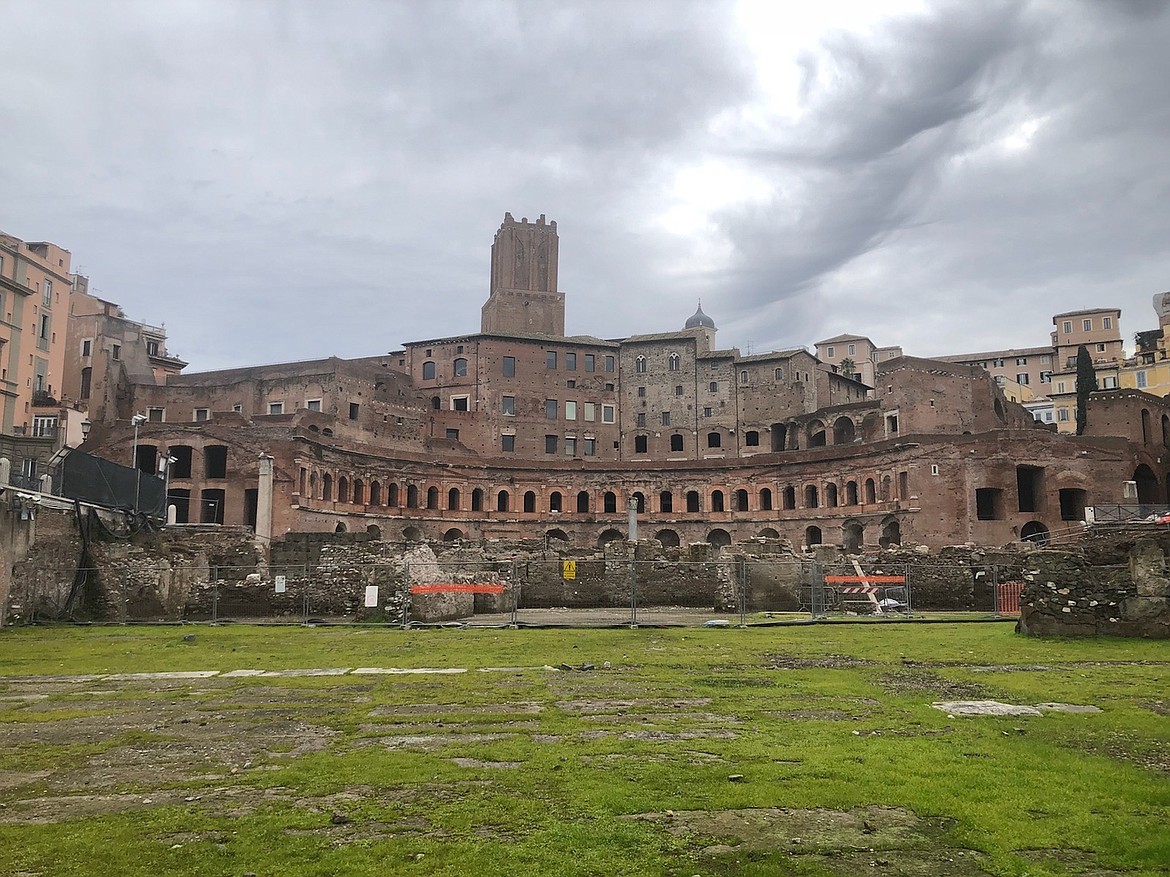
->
0, 0, 1168, 369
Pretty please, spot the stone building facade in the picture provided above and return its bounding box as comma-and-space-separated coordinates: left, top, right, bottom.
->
77, 213, 1168, 554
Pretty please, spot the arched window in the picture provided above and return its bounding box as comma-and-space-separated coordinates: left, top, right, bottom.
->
659, 490, 673, 513
805, 525, 822, 546
352, 479, 364, 504
338, 476, 349, 502
668, 353, 680, 371
471, 488, 484, 511
783, 486, 796, 509
759, 487, 773, 510
632, 491, 646, 513
845, 480, 858, 505
577, 490, 590, 513
369, 481, 381, 505
635, 355, 647, 374
604, 491, 617, 513
707, 432, 721, 448
825, 483, 838, 507
634, 435, 648, 453
740, 370, 748, 385
321, 473, 333, 501
711, 490, 725, 512
448, 487, 461, 510
388, 483, 400, 507
686, 490, 700, 512
426, 487, 439, 509
431, 396, 441, 410
524, 491, 537, 513
497, 490, 510, 512
745, 430, 759, 446
670, 434, 684, 452
407, 484, 419, 508
805, 484, 819, 508
550, 491, 563, 513
864, 478, 876, 504
422, 361, 436, 380
453, 357, 468, 377
735, 489, 749, 511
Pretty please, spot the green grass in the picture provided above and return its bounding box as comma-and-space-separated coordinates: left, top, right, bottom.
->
0, 624, 1167, 876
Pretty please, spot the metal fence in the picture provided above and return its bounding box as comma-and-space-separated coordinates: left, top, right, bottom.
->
8, 556, 1028, 628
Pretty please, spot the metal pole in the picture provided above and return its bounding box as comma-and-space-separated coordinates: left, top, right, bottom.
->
630, 557, 638, 628
904, 563, 913, 616
131, 413, 146, 517
401, 560, 410, 629
739, 558, 748, 627
211, 565, 219, 624
510, 560, 518, 628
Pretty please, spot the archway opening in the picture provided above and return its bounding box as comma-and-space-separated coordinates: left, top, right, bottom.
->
443, 528, 464, 541
655, 528, 680, 548
1020, 521, 1049, 544
805, 525, 822, 547
707, 528, 732, 547
842, 520, 864, 554
598, 528, 624, 548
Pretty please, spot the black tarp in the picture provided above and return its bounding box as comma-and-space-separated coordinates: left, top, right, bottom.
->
60, 450, 166, 516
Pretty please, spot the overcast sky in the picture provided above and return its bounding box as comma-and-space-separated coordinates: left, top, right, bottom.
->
2, 0, 1168, 372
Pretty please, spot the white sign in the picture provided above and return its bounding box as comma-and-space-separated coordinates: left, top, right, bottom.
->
364, 585, 379, 608
275, 575, 287, 593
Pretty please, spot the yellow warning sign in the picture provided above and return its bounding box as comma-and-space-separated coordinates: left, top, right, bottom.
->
562, 560, 577, 580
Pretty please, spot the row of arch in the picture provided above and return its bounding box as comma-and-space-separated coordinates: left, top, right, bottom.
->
300, 468, 908, 515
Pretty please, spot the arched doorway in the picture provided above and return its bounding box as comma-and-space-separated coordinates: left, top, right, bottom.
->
833, 417, 855, 444
403, 526, 423, 542
805, 526, 822, 547
1020, 521, 1049, 544
443, 528, 464, 541
598, 528, 624, 547
1134, 464, 1159, 504
842, 520, 864, 554
879, 516, 901, 548
655, 529, 680, 548
707, 528, 732, 547
757, 527, 780, 539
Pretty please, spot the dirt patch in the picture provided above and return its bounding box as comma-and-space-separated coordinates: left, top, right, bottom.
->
766, 654, 877, 670
450, 758, 522, 769
765, 709, 862, 721
880, 669, 988, 700
369, 702, 543, 717
1017, 848, 1136, 876
555, 698, 712, 713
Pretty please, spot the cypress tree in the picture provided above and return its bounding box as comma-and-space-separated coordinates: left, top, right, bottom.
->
1075, 344, 1096, 436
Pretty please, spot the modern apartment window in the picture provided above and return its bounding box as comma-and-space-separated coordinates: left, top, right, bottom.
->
565, 437, 577, 455
584, 402, 595, 421
565, 400, 577, 420
1103, 317, 1113, 329
545, 434, 558, 454
1016, 357, 1028, 365
584, 354, 595, 372
1096, 343, 1106, 353
583, 437, 596, 456
546, 351, 557, 369
306, 399, 322, 412
1063, 321, 1072, 334
1057, 408, 1070, 421
452, 395, 470, 411
602, 404, 615, 423
268, 402, 284, 415
148, 407, 165, 422
1101, 376, 1118, 389
661, 411, 671, 426
669, 353, 680, 371
81, 339, 92, 357
502, 395, 515, 415
636, 413, 646, 428
635, 356, 647, 373
42, 279, 52, 307
1137, 371, 1148, 388
422, 361, 436, 380
847, 343, 855, 356
1056, 380, 1067, 393
605, 355, 615, 372
709, 381, 718, 393
703, 406, 713, 417
1017, 373, 1029, 385
565, 352, 576, 370
501, 434, 515, 452
146, 339, 159, 356
453, 358, 468, 377
32, 415, 57, 438
826, 347, 835, 359
1083, 319, 1092, 331
1040, 371, 1052, 383
38, 313, 50, 340
193, 408, 209, 422
502, 356, 516, 377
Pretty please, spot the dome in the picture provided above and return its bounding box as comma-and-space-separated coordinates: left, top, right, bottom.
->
685, 301, 716, 330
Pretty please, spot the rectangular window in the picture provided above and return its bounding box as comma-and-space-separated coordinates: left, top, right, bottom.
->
268, 402, 284, 415
565, 437, 577, 455
502, 395, 515, 415
636, 413, 646, 427
545, 434, 558, 454
1103, 317, 1113, 329
637, 386, 646, 397
307, 399, 322, 411
662, 411, 671, 426
1040, 371, 1052, 383
501, 434, 515, 452
452, 395, 469, 411
148, 407, 165, 422
826, 347, 834, 359
567, 379, 576, 388
546, 351, 557, 369
1056, 380, 1067, 393
194, 408, 209, 422
847, 343, 855, 356
32, 415, 57, 438
1058, 408, 1070, 421
112, 344, 121, 361
349, 402, 360, 419
38, 313, 50, 340
584, 438, 597, 456
1137, 371, 1148, 388
81, 339, 92, 357
565, 400, 577, 420
604, 355, 615, 372
1063, 320, 1072, 334
1083, 319, 1092, 331
602, 404, 615, 423
545, 399, 557, 419
502, 356, 516, 377
446, 428, 459, 440
1016, 357, 1027, 365
703, 407, 712, 417
1016, 373, 1029, 385
1101, 376, 1118, 389
584, 402, 595, 421
675, 385, 684, 395
1096, 343, 1106, 353
584, 354, 595, 372
146, 339, 159, 356
565, 352, 576, 370
709, 381, 718, 393
42, 279, 52, 308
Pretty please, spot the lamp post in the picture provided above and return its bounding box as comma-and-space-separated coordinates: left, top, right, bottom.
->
79, 418, 91, 443
131, 413, 147, 515
161, 453, 177, 523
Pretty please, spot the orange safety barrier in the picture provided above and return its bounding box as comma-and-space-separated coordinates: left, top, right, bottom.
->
409, 584, 506, 595
824, 575, 906, 584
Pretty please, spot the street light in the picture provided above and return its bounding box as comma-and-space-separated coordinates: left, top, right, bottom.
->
131, 413, 147, 515
79, 419, 91, 442
160, 453, 177, 523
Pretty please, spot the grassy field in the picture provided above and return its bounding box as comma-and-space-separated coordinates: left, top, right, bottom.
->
0, 623, 1166, 876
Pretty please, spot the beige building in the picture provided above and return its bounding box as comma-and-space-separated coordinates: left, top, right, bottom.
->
939, 345, 1055, 394
813, 334, 902, 388
1047, 308, 1124, 432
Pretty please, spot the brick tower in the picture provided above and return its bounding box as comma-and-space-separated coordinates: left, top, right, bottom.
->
480, 213, 564, 336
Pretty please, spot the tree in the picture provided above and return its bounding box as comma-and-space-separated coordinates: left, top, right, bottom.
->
1075, 344, 1096, 436
839, 358, 856, 379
